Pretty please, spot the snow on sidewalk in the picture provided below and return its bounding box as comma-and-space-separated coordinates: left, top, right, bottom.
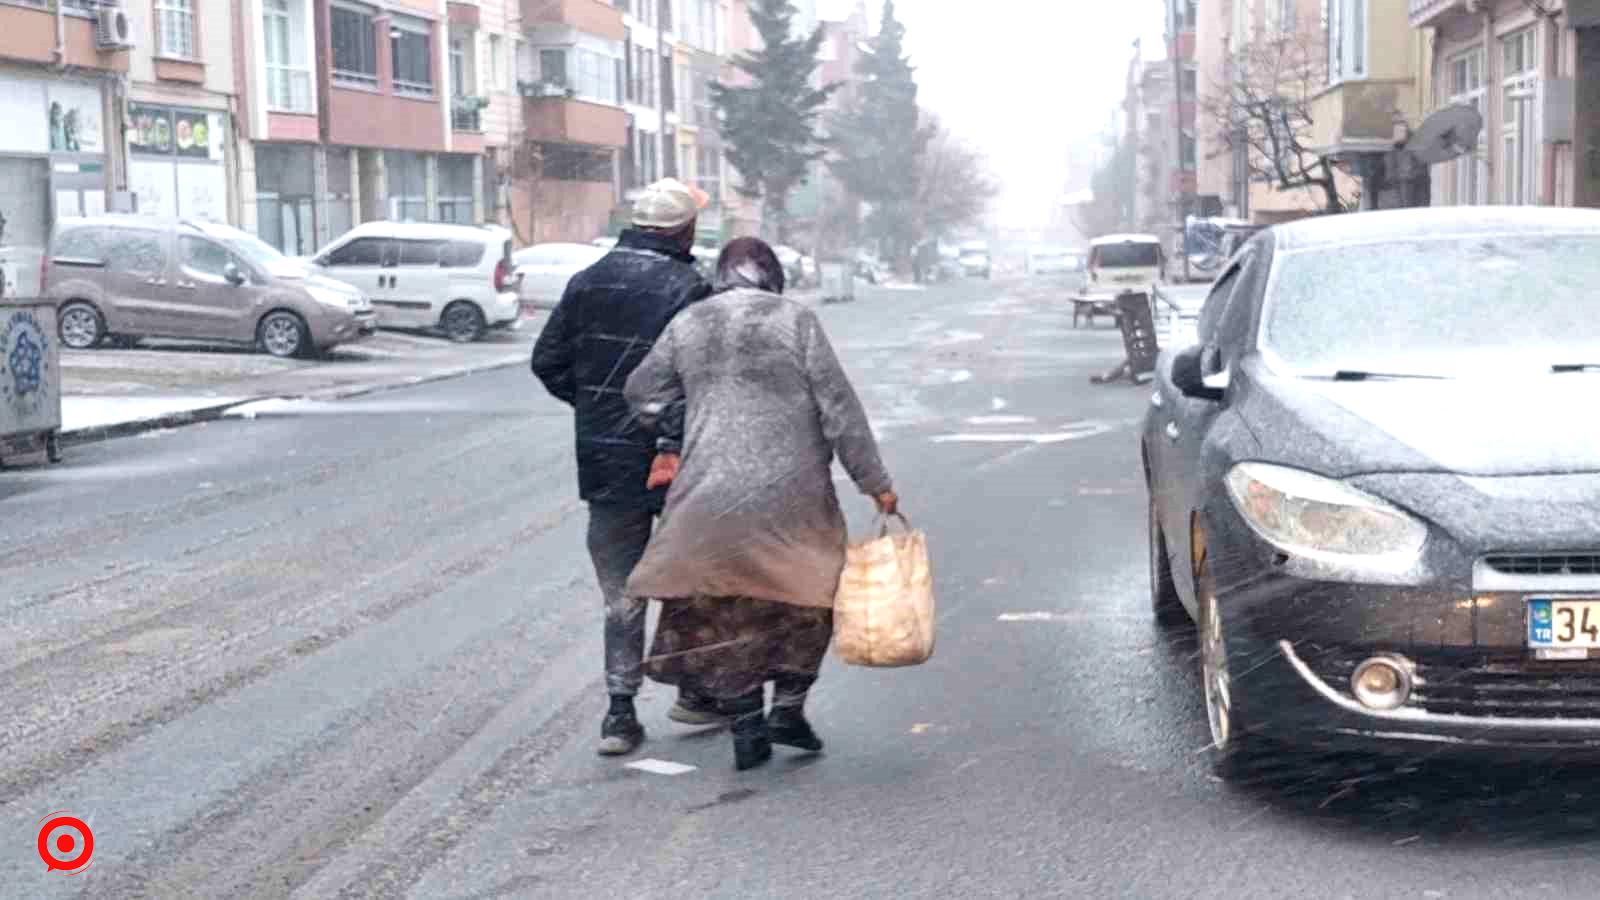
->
62, 395, 249, 435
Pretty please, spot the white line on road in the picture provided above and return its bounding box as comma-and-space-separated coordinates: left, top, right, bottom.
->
625, 759, 698, 776
964, 415, 1036, 426
990, 397, 1009, 411
997, 612, 1151, 622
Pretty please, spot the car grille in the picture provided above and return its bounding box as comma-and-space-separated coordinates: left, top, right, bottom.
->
1483, 553, 1600, 576
1301, 644, 1600, 721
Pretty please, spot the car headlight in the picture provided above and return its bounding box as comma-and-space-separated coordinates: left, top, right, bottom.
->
307, 286, 355, 309
1224, 463, 1427, 563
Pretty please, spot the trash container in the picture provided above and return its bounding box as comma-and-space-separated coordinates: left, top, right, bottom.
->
819, 258, 856, 305
0, 299, 63, 466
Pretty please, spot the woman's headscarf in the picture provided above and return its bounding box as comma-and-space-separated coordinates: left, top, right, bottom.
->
714, 237, 786, 295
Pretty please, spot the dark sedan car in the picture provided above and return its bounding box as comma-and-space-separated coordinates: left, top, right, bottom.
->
1142, 207, 1600, 777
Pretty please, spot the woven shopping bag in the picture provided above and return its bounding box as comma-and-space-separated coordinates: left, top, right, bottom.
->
833, 515, 935, 667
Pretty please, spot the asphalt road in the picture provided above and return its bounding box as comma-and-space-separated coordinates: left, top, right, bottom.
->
4, 276, 1599, 899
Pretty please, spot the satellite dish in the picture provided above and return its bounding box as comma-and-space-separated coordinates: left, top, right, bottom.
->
1403, 103, 1484, 166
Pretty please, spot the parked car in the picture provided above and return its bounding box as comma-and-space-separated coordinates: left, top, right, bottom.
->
957, 240, 992, 278
309, 221, 520, 343
45, 216, 374, 359
513, 242, 609, 310
1025, 246, 1081, 276
1143, 207, 1600, 777
1082, 233, 1164, 295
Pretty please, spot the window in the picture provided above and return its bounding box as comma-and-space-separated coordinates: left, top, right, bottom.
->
52, 227, 111, 263
264, 0, 313, 112
1443, 48, 1487, 206
1327, 0, 1367, 84
450, 38, 468, 97
396, 239, 447, 266
489, 35, 505, 91
441, 240, 486, 267
106, 232, 168, 276
541, 49, 569, 86
180, 237, 234, 279
540, 143, 615, 182
324, 237, 389, 267
1181, 67, 1197, 97
331, 3, 378, 87
391, 15, 434, 97
1180, 132, 1197, 169
155, 0, 196, 59
1502, 28, 1539, 205
695, 146, 720, 199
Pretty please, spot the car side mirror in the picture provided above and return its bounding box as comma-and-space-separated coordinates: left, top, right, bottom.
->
1171, 345, 1226, 402
223, 263, 246, 286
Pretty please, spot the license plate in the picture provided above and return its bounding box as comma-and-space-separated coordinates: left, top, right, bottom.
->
1528, 598, 1600, 650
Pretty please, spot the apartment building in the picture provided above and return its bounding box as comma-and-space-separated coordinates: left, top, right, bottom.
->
123, 0, 239, 226
1133, 60, 1175, 234
671, 0, 728, 239
618, 0, 670, 194
517, 0, 626, 243
1411, 0, 1589, 208
235, 0, 510, 255
1165, 0, 1200, 223
0, 1, 129, 297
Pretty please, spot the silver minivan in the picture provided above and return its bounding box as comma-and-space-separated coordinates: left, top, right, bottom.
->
45, 216, 375, 358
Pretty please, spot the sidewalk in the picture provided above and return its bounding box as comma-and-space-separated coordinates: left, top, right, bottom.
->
59, 318, 541, 443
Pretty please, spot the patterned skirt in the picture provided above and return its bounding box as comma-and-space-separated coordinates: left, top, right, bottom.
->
644, 596, 834, 701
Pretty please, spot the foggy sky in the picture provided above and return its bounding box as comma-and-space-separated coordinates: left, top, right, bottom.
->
829, 1, 1167, 232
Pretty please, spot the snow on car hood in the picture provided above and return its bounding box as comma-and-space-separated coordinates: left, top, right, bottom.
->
1242, 361, 1600, 477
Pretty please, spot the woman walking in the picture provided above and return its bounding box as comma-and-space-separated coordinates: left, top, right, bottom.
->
623, 238, 898, 771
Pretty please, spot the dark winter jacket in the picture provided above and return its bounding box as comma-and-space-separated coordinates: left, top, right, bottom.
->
531, 228, 713, 510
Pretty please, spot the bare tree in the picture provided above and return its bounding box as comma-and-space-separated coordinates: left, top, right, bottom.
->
910, 114, 997, 240
1200, 26, 1352, 213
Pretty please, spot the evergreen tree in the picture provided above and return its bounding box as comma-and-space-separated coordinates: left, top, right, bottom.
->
711, 0, 836, 242
828, 0, 931, 265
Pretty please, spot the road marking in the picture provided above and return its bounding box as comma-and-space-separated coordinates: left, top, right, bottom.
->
949, 369, 973, 383
933, 420, 1116, 445
997, 612, 1150, 622
990, 397, 1008, 411
625, 759, 698, 776
910, 723, 933, 734
965, 415, 1035, 426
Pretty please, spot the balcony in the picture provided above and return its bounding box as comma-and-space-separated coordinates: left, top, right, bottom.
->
1308, 78, 1420, 159
523, 94, 627, 147
521, 0, 625, 41
452, 95, 487, 132
1409, 0, 1463, 28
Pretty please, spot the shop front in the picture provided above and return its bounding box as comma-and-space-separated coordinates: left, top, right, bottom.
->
0, 70, 109, 299
125, 102, 230, 223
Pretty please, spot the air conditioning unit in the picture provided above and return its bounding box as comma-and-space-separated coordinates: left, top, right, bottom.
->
95, 6, 136, 52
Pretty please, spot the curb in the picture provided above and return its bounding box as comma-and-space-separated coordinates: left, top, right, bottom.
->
58, 356, 528, 447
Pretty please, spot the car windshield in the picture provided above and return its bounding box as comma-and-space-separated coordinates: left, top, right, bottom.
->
1093, 242, 1159, 267
1265, 234, 1600, 376
212, 226, 291, 269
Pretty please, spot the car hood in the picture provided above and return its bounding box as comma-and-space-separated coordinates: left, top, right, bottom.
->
1239, 360, 1600, 477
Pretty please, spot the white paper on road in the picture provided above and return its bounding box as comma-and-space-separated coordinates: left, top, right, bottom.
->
625, 759, 697, 776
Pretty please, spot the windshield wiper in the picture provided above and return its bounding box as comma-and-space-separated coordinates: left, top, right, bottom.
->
1552, 363, 1600, 373
1330, 369, 1449, 382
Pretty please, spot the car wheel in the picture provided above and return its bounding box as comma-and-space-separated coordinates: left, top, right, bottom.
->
58, 301, 105, 349
1198, 549, 1255, 778
442, 301, 486, 343
257, 310, 309, 359
1149, 495, 1187, 628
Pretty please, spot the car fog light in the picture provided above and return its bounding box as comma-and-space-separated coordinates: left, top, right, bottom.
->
1350, 656, 1412, 711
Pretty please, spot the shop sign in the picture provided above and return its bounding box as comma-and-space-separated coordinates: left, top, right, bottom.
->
128, 104, 224, 161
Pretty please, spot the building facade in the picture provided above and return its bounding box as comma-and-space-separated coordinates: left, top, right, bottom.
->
518, 0, 628, 243
0, 2, 128, 297
1411, 0, 1585, 209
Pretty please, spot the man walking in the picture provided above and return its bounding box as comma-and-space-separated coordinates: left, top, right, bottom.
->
531, 178, 716, 755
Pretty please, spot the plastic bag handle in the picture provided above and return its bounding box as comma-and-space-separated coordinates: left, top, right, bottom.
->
876, 512, 911, 537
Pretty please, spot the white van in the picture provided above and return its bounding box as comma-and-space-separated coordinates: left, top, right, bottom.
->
1083, 233, 1165, 294
310, 221, 521, 342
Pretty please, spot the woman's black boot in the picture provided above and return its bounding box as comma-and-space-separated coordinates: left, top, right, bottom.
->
769, 677, 824, 752
723, 690, 771, 771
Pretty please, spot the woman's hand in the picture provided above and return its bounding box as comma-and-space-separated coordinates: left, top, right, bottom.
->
647, 453, 681, 490
874, 490, 899, 516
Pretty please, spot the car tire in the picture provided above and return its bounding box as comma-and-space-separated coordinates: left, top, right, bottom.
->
58, 301, 106, 350
1149, 496, 1187, 629
1197, 543, 1257, 779
257, 310, 310, 359
442, 301, 486, 343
